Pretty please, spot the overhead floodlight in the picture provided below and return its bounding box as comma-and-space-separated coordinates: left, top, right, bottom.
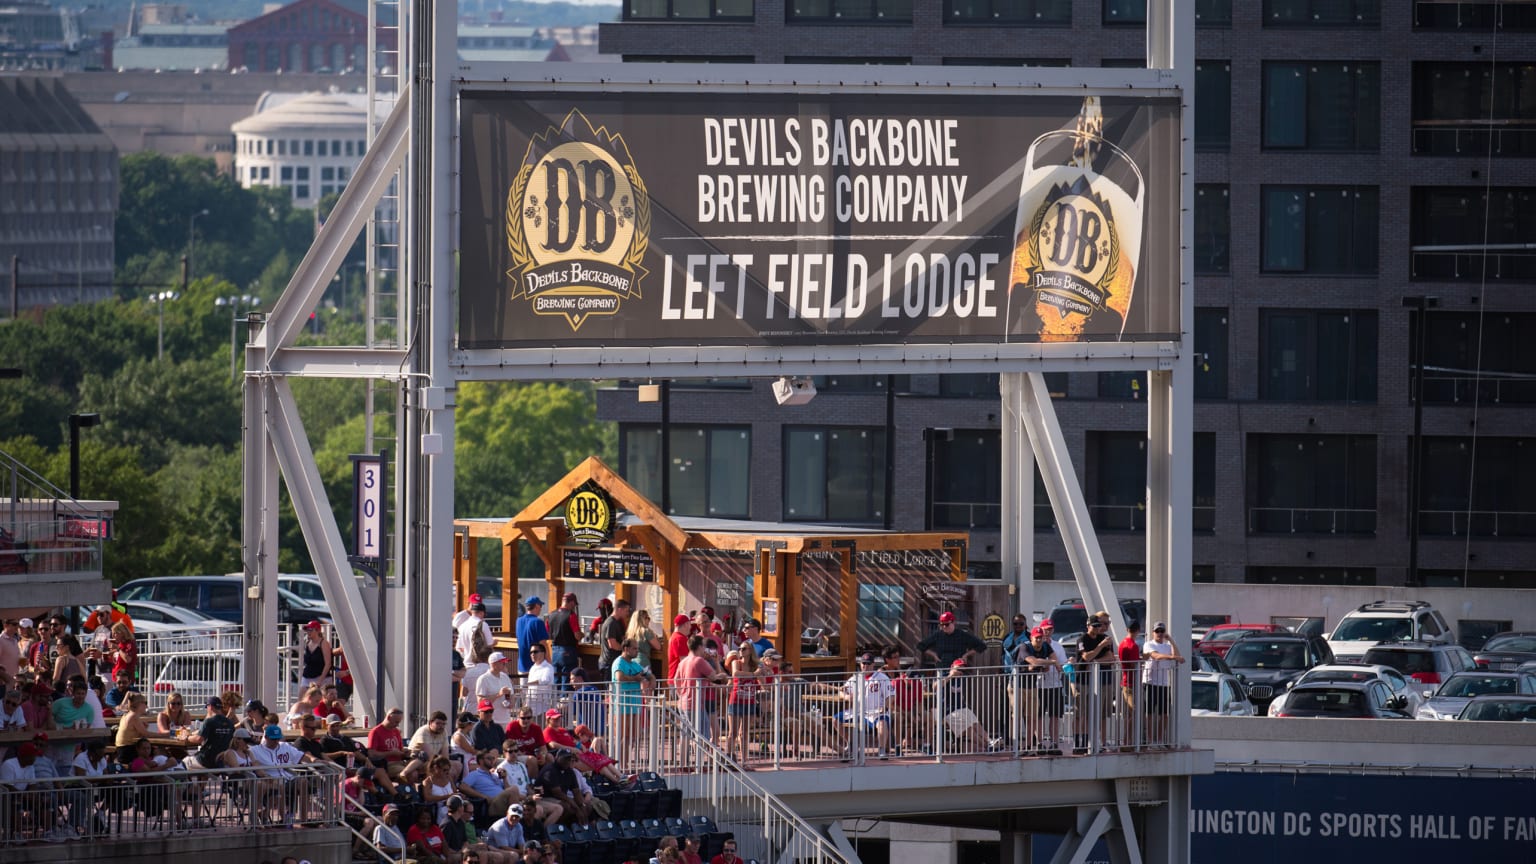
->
772, 376, 817, 406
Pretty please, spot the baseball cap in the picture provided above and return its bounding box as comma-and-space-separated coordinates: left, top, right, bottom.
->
527, 840, 543, 850
573, 724, 593, 738
508, 803, 524, 817
562, 592, 578, 602
856, 652, 876, 664
382, 803, 400, 816
477, 699, 494, 712
206, 696, 224, 708
544, 708, 562, 719
525, 596, 544, 608
939, 611, 956, 624
674, 614, 691, 627
1153, 621, 1167, 632
326, 713, 344, 725
1030, 626, 1044, 638
303, 620, 323, 631
488, 651, 508, 664
233, 727, 255, 740
18, 743, 39, 758
18, 617, 32, 628
557, 748, 577, 761
951, 657, 967, 668
762, 649, 781, 660
700, 606, 715, 617
469, 602, 486, 612
468, 593, 482, 604
1040, 620, 1055, 630
245, 699, 267, 714
264, 724, 284, 740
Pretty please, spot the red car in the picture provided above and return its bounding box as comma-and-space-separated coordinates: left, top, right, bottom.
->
1196, 623, 1287, 658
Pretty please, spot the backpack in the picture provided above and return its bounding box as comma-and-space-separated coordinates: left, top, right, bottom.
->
470, 624, 493, 665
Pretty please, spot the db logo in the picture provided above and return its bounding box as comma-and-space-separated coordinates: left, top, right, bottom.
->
564, 482, 615, 548
979, 613, 1008, 645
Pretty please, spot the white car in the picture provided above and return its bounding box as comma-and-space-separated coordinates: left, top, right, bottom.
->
122, 600, 241, 653
1265, 664, 1426, 717
1190, 671, 1257, 716
1325, 600, 1453, 664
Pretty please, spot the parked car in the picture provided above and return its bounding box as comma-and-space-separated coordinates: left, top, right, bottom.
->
1189, 614, 1232, 645
1456, 694, 1536, 722
1196, 623, 1288, 658
149, 651, 298, 706
1361, 641, 1476, 687
1265, 664, 1426, 718
1472, 631, 1536, 672
120, 600, 241, 653
1268, 680, 1413, 719
1222, 633, 1334, 713
1190, 671, 1257, 716
476, 577, 504, 629
1415, 671, 1536, 720
117, 574, 331, 626
1046, 597, 1146, 652
1325, 600, 1453, 664
1189, 651, 1234, 677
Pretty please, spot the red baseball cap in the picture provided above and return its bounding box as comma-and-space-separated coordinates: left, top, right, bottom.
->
477, 699, 494, 713
468, 593, 482, 604
939, 611, 956, 624
951, 657, 967, 668
674, 614, 691, 627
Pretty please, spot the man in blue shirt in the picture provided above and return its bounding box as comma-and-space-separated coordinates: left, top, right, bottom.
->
484, 802, 526, 854
516, 597, 550, 674
459, 750, 520, 818
743, 619, 774, 658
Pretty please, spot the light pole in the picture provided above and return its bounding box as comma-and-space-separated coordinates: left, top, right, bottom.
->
188, 208, 210, 282
150, 291, 179, 361
215, 294, 260, 382
1403, 295, 1439, 588
68, 412, 101, 499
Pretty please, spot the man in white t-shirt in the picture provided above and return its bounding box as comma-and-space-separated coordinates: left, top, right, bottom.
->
475, 652, 518, 727
456, 603, 494, 662
0, 689, 27, 730
1142, 622, 1184, 746
838, 652, 896, 759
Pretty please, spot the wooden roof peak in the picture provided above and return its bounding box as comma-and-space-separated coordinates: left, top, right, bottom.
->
508, 456, 689, 552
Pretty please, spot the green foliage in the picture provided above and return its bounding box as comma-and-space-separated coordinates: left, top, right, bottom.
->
79, 355, 240, 472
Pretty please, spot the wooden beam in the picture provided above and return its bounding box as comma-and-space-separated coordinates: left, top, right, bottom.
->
838, 548, 858, 666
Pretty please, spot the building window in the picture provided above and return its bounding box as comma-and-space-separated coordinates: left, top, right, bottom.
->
1194, 432, 1215, 532
1414, 310, 1536, 405
1245, 567, 1377, 585
1247, 434, 1377, 535
940, 374, 996, 397
1260, 309, 1377, 402
930, 429, 997, 530
259, 166, 270, 180
626, 0, 754, 19
280, 166, 293, 181
1419, 437, 1536, 538
858, 584, 905, 646
1412, 62, 1536, 156
296, 185, 310, 200
321, 167, 335, 182
1196, 0, 1231, 26
788, 0, 913, 22
1263, 62, 1380, 151
784, 426, 886, 523
621, 424, 752, 517
1087, 432, 1146, 533
1261, 186, 1379, 275
1263, 0, 1379, 27
1195, 61, 1231, 151
945, 0, 1069, 25
1194, 184, 1229, 274
1414, 1, 1536, 31
303, 139, 314, 156
1098, 371, 1144, 400
1410, 187, 1536, 282
278, 140, 286, 156
1102, 0, 1143, 25
1195, 307, 1228, 400
812, 375, 887, 393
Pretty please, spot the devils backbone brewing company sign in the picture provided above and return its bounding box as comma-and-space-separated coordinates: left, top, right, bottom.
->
564, 480, 615, 548
460, 90, 1180, 349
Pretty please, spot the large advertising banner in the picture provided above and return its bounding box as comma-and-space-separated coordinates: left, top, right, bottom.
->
459, 90, 1181, 351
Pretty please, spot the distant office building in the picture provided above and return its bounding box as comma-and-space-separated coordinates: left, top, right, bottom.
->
227, 0, 391, 74
113, 23, 230, 71
0, 0, 111, 71
232, 90, 369, 208
0, 76, 117, 308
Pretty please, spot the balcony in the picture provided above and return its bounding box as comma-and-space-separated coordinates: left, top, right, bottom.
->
0, 448, 114, 609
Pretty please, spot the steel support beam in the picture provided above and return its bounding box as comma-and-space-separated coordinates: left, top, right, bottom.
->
257, 86, 411, 354
1049, 806, 1111, 864
1000, 373, 1035, 622
240, 331, 279, 705
263, 347, 411, 379
265, 378, 391, 716
1019, 372, 1124, 635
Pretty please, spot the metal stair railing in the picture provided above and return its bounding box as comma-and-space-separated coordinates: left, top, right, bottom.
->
0, 446, 108, 576
654, 702, 851, 864
338, 787, 403, 864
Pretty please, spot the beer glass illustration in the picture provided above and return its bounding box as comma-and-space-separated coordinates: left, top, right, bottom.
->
1007, 98, 1146, 342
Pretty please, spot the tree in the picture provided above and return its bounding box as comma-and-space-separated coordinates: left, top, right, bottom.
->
78, 356, 240, 472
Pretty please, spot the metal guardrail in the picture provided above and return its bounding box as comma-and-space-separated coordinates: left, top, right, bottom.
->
0, 762, 344, 846
1419, 508, 1536, 538
1247, 506, 1377, 535
1, 447, 110, 578
654, 702, 847, 864
136, 625, 306, 714
578, 663, 1179, 777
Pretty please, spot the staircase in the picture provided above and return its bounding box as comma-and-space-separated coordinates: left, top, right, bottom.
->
0, 447, 112, 586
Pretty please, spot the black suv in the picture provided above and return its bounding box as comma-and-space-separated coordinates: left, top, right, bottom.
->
1222, 632, 1334, 712
1361, 640, 1476, 687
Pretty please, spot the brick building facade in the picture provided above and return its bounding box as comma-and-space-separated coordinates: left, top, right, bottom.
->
226, 0, 392, 74
591, 1, 1536, 621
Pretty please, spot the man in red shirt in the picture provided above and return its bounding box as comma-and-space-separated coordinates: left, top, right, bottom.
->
504, 705, 545, 762
541, 708, 578, 752
366, 706, 418, 788
667, 614, 694, 680
1117, 620, 1143, 749
708, 838, 742, 864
